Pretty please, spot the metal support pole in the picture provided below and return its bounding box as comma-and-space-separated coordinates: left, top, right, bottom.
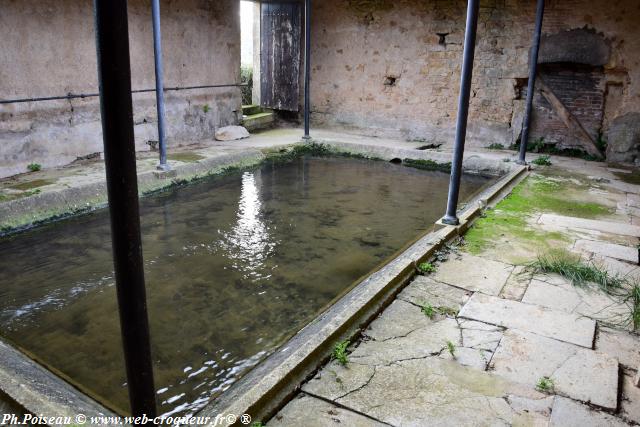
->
442, 0, 480, 226
152, 0, 170, 171
302, 0, 311, 140
93, 0, 157, 416
517, 0, 545, 165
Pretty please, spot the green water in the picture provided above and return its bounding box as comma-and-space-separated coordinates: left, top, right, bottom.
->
0, 157, 490, 416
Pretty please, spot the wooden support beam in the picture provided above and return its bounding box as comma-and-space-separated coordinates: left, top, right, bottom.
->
536, 78, 604, 160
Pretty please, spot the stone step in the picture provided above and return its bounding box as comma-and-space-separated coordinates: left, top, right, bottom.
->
242, 110, 275, 131
241, 104, 262, 116
431, 253, 514, 296
550, 397, 628, 427
574, 239, 638, 263
459, 293, 596, 348
538, 213, 640, 237
521, 277, 630, 321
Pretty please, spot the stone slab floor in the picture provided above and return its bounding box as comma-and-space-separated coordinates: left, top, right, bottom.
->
268, 158, 640, 426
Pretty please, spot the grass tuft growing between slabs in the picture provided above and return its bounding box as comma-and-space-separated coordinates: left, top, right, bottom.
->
445, 340, 456, 358
417, 262, 436, 274
421, 303, 458, 319
535, 377, 554, 393
332, 340, 350, 366
527, 249, 640, 330
526, 249, 626, 291
464, 176, 612, 257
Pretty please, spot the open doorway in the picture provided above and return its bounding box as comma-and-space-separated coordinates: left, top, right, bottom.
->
240, 0, 254, 106
240, 1, 301, 131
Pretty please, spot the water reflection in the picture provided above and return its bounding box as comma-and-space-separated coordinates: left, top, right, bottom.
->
219, 171, 276, 281
0, 157, 491, 416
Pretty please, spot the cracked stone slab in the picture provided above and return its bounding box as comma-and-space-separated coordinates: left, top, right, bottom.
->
432, 253, 514, 296
269, 393, 385, 427
357, 301, 503, 370
499, 265, 530, 301
596, 326, 640, 369
491, 330, 618, 410
538, 213, 640, 237
397, 276, 471, 310
550, 396, 628, 427
459, 293, 596, 348
574, 239, 638, 263
594, 255, 640, 281
439, 320, 504, 370
522, 279, 629, 323
303, 357, 551, 427
363, 299, 434, 342
351, 317, 461, 366
621, 370, 640, 424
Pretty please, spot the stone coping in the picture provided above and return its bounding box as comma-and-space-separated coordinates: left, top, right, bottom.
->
0, 339, 116, 427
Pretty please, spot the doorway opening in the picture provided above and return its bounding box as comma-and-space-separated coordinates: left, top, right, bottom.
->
240, 1, 254, 105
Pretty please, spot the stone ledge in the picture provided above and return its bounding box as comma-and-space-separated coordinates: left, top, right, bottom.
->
0, 340, 116, 426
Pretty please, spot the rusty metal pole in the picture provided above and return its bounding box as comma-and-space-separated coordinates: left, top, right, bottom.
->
442, 0, 480, 226
303, 0, 312, 140
517, 0, 545, 165
93, 0, 157, 416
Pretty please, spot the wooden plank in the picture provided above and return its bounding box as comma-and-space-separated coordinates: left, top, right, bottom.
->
260, 2, 301, 111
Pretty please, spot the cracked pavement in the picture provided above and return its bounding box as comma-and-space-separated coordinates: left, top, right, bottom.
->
269, 162, 640, 426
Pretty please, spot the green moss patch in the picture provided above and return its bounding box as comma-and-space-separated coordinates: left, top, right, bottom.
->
464, 175, 612, 255
263, 142, 383, 165
8, 179, 55, 191
612, 170, 640, 185
402, 158, 451, 173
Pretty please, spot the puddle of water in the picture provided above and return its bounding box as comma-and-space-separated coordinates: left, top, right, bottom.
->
0, 157, 490, 416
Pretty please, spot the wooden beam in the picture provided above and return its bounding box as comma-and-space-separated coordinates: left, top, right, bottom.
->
536, 78, 604, 160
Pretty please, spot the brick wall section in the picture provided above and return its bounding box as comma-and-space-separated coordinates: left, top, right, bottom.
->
530, 66, 606, 147
308, 0, 640, 148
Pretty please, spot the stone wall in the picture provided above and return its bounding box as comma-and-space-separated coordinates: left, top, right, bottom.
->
0, 0, 241, 178
308, 0, 640, 155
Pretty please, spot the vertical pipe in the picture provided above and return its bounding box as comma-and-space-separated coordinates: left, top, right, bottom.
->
152, 0, 170, 171
442, 0, 480, 226
303, 0, 312, 139
517, 0, 545, 165
93, 0, 157, 416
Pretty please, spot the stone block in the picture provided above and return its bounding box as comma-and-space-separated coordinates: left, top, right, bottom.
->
459, 293, 596, 347
491, 330, 619, 410
214, 125, 250, 141
269, 394, 385, 426
432, 253, 514, 296
550, 397, 627, 427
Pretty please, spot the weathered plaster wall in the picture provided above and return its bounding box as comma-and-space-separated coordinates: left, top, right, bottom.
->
309, 0, 640, 152
0, 0, 241, 178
